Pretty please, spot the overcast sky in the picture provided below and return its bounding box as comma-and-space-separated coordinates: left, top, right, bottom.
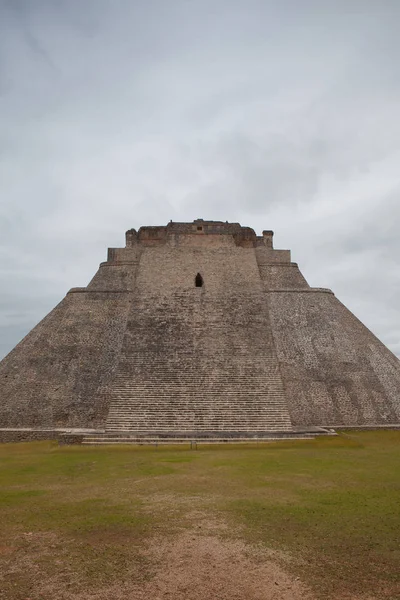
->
1, 0, 400, 360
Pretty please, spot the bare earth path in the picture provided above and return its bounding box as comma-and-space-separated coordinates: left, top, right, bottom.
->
1, 527, 313, 600
121, 531, 312, 600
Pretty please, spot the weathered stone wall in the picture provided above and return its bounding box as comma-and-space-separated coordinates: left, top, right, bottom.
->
87, 263, 139, 291
0, 429, 95, 444
255, 247, 291, 264
0, 291, 131, 428
268, 290, 400, 425
0, 429, 60, 443
258, 263, 309, 289
136, 242, 261, 293
107, 246, 142, 262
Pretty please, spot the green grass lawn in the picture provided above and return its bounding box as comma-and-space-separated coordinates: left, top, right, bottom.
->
0, 432, 399, 599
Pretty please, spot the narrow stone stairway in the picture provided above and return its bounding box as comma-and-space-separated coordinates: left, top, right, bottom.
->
102, 288, 293, 436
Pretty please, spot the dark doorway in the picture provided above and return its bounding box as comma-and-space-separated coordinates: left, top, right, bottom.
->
195, 273, 204, 287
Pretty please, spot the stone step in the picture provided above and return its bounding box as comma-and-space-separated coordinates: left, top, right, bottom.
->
107, 407, 289, 412
106, 415, 291, 419
105, 417, 292, 422
106, 416, 291, 420
106, 400, 290, 406
106, 420, 291, 423
105, 424, 292, 428
110, 386, 286, 390
107, 411, 289, 414
105, 427, 292, 432
81, 435, 316, 445
95, 431, 308, 438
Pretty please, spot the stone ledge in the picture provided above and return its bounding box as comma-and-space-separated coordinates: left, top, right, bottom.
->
325, 424, 400, 430
266, 288, 334, 294
99, 261, 139, 267
0, 428, 103, 444
67, 287, 333, 295
257, 262, 301, 268
67, 288, 130, 294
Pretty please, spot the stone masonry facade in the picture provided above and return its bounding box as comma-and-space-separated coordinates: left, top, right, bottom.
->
1, 219, 399, 438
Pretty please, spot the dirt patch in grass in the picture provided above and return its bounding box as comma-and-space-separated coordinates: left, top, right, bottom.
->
132, 531, 313, 600
0, 529, 148, 600
0, 528, 314, 600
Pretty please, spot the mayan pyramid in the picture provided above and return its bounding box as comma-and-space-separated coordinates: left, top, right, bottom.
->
1, 220, 399, 443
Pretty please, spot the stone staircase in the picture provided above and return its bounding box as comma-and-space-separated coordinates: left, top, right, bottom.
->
105, 357, 291, 432
103, 288, 293, 436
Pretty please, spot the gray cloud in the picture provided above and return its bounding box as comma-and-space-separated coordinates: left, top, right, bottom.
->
1, 0, 400, 359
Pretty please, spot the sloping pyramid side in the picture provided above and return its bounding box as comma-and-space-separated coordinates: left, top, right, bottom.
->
0, 290, 131, 428
268, 290, 400, 426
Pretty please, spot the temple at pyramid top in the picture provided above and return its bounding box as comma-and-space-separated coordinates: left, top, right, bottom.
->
84, 219, 306, 294
124, 219, 275, 248
0, 219, 399, 444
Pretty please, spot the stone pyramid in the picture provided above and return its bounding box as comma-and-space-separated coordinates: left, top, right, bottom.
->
1, 220, 399, 443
